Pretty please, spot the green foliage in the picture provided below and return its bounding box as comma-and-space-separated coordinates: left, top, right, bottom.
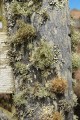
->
30, 39, 58, 70
72, 53, 80, 70
11, 20, 36, 44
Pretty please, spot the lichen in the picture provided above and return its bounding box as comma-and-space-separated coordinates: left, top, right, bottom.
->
11, 20, 36, 44
4, 0, 72, 119
58, 93, 78, 112
48, 0, 67, 9
30, 39, 59, 70
10, 0, 42, 17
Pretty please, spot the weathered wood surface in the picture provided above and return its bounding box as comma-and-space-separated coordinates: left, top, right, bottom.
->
0, 32, 14, 93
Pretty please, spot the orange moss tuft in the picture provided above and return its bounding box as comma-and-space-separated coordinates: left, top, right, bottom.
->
51, 77, 68, 94
53, 111, 64, 120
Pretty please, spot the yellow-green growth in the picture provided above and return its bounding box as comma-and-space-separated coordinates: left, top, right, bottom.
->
30, 39, 57, 70
11, 20, 36, 44
10, 0, 42, 16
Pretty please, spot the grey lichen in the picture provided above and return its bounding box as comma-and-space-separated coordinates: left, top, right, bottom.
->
48, 0, 67, 9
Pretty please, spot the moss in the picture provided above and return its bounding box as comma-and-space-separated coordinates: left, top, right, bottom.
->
7, 0, 70, 119
30, 39, 59, 70
11, 20, 36, 44
33, 82, 51, 99
53, 111, 64, 120
14, 62, 28, 75
51, 77, 68, 94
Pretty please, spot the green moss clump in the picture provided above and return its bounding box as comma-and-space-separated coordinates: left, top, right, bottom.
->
11, 20, 36, 44
30, 39, 58, 70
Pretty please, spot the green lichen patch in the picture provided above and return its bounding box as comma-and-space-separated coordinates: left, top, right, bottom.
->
10, 0, 42, 17
30, 39, 59, 70
11, 20, 36, 44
